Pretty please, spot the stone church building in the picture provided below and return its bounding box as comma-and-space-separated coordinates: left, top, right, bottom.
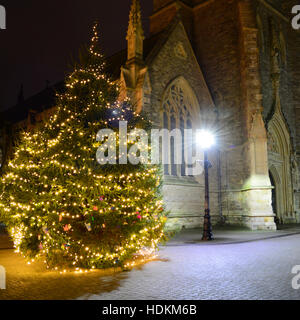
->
1, 0, 300, 230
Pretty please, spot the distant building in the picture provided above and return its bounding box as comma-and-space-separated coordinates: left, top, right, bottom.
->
1, 0, 300, 230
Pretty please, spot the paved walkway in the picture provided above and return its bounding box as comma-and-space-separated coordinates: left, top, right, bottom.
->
1, 225, 300, 300
85, 234, 300, 300
164, 224, 300, 246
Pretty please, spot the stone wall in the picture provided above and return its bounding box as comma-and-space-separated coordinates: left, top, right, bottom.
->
150, 5, 178, 35
256, 0, 300, 221
146, 21, 221, 230
257, 0, 299, 145
150, 1, 194, 39
147, 0, 284, 229
192, 0, 247, 177
192, 0, 252, 227
189, 0, 279, 229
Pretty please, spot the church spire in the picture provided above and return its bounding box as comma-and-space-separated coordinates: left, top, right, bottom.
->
126, 0, 144, 62
120, 0, 148, 113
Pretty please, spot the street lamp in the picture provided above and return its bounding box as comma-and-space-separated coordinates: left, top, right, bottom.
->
197, 130, 215, 241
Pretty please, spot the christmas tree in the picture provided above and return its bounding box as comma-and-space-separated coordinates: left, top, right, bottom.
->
0, 23, 166, 270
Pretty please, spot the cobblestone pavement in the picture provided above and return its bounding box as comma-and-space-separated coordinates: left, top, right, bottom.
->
1, 234, 300, 300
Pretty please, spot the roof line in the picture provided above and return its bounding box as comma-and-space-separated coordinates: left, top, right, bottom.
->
257, 0, 290, 23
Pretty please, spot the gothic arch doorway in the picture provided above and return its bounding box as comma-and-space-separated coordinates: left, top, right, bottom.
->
267, 112, 295, 223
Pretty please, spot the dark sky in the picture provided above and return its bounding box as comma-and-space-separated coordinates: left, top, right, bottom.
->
0, 0, 153, 110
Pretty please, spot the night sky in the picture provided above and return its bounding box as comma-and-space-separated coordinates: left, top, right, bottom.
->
0, 0, 152, 111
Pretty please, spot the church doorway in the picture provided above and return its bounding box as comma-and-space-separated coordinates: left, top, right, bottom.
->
267, 111, 295, 224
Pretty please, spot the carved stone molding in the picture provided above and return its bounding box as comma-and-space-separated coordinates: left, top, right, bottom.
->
174, 42, 188, 60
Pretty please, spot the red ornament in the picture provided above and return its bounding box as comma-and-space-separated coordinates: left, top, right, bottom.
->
63, 224, 71, 232
93, 206, 98, 211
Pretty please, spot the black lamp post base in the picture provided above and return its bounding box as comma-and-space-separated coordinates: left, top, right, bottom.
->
202, 234, 214, 241
202, 150, 214, 241
202, 211, 214, 241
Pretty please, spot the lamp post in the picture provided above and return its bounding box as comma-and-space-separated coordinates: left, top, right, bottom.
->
197, 130, 215, 241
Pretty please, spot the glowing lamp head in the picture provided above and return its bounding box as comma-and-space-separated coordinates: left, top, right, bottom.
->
196, 130, 215, 149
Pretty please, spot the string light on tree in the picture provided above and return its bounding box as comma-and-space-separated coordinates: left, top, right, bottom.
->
0, 22, 167, 271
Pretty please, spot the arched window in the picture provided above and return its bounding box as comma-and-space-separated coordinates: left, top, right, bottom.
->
161, 77, 199, 177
